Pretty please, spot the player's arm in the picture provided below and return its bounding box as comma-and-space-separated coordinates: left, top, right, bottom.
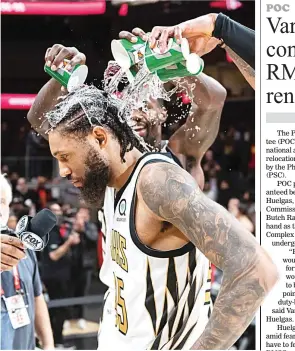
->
148, 14, 255, 88
212, 13, 255, 69
27, 45, 86, 139
168, 73, 226, 161
223, 45, 255, 89
137, 163, 278, 350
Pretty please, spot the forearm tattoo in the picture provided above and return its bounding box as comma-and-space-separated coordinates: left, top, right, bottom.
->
139, 163, 271, 350
225, 45, 255, 89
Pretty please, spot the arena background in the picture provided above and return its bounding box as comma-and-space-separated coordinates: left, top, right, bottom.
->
1, 0, 255, 349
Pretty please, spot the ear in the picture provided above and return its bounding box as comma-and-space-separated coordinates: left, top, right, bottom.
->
92, 126, 108, 148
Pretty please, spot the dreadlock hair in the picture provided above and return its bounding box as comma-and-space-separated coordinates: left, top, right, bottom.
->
45, 85, 146, 162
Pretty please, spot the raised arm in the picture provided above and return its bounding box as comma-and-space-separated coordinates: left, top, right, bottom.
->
27, 45, 86, 138
223, 44, 255, 89
137, 162, 278, 350
168, 73, 226, 161
212, 13, 255, 69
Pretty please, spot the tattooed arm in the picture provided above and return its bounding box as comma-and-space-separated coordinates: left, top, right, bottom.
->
224, 45, 255, 89
168, 73, 226, 162
137, 162, 278, 350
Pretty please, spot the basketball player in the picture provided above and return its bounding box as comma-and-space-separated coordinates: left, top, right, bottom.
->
118, 28, 227, 189
43, 85, 277, 350
98, 32, 227, 336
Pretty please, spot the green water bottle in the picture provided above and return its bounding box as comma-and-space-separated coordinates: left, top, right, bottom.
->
111, 37, 203, 82
156, 58, 204, 82
44, 59, 88, 92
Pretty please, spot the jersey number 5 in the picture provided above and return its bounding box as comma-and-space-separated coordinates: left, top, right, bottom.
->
114, 275, 128, 335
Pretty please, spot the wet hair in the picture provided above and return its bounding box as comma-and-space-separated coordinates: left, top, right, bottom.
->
46, 85, 146, 162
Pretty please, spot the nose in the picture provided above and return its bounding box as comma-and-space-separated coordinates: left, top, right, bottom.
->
59, 162, 71, 178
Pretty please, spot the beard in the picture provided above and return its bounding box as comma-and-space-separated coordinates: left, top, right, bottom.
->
79, 145, 110, 208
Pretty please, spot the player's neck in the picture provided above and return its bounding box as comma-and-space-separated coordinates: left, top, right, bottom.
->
153, 134, 162, 150
109, 148, 143, 191
150, 126, 162, 150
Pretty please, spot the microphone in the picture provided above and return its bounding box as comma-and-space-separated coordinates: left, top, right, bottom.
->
12, 209, 57, 251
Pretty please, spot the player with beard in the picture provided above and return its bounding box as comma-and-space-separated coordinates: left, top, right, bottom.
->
43, 85, 277, 350
27, 45, 273, 350
27, 44, 226, 318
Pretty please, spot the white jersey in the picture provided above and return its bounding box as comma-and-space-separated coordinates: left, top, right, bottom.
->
98, 152, 211, 350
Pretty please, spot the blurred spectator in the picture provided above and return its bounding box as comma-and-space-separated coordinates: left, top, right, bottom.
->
202, 150, 221, 179
59, 177, 81, 208
63, 208, 98, 328
228, 198, 254, 233
61, 203, 75, 217
35, 177, 51, 210
41, 202, 79, 349
10, 198, 30, 220
243, 190, 256, 230
217, 179, 232, 208
1, 165, 9, 175
216, 127, 242, 174
13, 177, 38, 213
203, 178, 218, 202
50, 202, 64, 225
8, 172, 20, 194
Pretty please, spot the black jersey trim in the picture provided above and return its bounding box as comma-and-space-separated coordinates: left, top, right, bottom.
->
174, 321, 198, 350
165, 146, 183, 168
129, 158, 195, 258
145, 258, 157, 335
114, 150, 181, 209
114, 152, 156, 210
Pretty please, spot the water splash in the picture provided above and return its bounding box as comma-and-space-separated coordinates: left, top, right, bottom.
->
103, 61, 177, 125
103, 61, 129, 95
44, 85, 151, 152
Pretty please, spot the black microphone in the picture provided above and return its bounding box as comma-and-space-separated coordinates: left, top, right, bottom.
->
0, 226, 16, 236
13, 209, 57, 251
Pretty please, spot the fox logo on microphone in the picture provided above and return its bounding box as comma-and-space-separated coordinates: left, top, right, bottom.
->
20, 232, 45, 251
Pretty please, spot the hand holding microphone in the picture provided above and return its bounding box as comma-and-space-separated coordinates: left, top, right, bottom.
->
0, 235, 26, 272
14, 208, 57, 251
1, 209, 57, 272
